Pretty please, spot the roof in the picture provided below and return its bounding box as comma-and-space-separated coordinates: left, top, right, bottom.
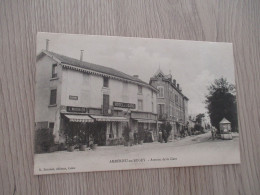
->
150, 69, 189, 100
219, 118, 231, 124
37, 50, 157, 91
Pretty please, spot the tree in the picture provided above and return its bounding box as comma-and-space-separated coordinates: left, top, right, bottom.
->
35, 128, 55, 153
122, 125, 131, 143
205, 77, 238, 132
195, 113, 205, 125
160, 122, 172, 142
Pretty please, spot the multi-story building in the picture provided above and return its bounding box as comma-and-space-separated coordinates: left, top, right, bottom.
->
149, 69, 189, 139
35, 50, 158, 146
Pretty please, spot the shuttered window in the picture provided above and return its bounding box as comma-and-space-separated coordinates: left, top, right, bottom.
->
138, 85, 142, 94
157, 86, 164, 98
52, 64, 57, 78
103, 77, 109, 87
138, 99, 143, 111
103, 94, 109, 114
50, 89, 57, 105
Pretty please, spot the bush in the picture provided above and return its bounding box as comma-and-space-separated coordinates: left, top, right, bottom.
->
64, 123, 78, 146
138, 129, 145, 141
160, 122, 172, 142
106, 138, 124, 146
122, 125, 131, 142
194, 124, 204, 133
144, 130, 153, 143
35, 128, 55, 153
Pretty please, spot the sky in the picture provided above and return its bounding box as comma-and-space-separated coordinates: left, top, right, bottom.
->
37, 32, 236, 117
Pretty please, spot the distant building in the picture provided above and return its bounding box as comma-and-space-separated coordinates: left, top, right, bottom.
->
35, 50, 158, 145
149, 69, 189, 138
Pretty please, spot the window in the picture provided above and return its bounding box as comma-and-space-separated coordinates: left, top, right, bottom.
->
158, 104, 165, 115
103, 94, 109, 115
152, 102, 154, 113
138, 99, 143, 111
175, 94, 178, 104
138, 85, 142, 94
157, 86, 164, 98
49, 122, 54, 129
103, 77, 109, 88
49, 89, 57, 105
52, 64, 57, 78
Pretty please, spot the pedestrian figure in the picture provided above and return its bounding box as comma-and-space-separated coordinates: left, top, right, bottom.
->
211, 128, 215, 140
162, 129, 168, 143
89, 134, 95, 150
134, 132, 138, 145
158, 130, 163, 143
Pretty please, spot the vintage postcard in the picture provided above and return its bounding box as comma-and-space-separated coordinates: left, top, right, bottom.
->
34, 33, 240, 175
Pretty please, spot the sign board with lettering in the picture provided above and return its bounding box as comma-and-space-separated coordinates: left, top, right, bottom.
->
69, 95, 78, 100
113, 102, 136, 109
67, 106, 87, 113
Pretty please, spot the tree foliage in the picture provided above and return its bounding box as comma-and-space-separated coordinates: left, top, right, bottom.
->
205, 77, 238, 132
195, 113, 205, 125
160, 122, 172, 142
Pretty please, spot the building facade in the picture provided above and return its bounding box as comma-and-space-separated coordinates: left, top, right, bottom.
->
35, 51, 158, 146
149, 69, 189, 139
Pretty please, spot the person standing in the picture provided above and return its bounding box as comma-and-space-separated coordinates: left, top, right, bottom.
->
158, 130, 163, 143
211, 128, 215, 140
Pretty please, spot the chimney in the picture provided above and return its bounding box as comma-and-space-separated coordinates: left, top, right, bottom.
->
173, 79, 176, 86
80, 50, 84, 61
46, 39, 49, 51
177, 83, 179, 89
133, 75, 139, 79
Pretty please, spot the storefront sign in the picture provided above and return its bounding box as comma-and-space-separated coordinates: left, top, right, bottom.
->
67, 106, 87, 113
69, 95, 78, 100
113, 101, 136, 109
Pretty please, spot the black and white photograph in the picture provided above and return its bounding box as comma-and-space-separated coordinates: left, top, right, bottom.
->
34, 33, 240, 175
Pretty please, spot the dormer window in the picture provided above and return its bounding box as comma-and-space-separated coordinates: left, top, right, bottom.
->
52, 64, 57, 78
103, 77, 109, 88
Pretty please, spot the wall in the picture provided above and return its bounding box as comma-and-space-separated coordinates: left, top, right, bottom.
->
61, 68, 157, 113
150, 77, 186, 123
35, 55, 62, 123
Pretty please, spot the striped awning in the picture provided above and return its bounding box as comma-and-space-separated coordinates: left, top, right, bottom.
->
134, 119, 157, 123
65, 115, 94, 123
90, 115, 128, 122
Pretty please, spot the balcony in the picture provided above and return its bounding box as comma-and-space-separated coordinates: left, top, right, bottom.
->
131, 111, 157, 120
158, 113, 168, 120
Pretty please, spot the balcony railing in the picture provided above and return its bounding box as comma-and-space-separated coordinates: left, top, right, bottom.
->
158, 113, 168, 120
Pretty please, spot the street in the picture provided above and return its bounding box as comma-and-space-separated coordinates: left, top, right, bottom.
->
34, 131, 240, 175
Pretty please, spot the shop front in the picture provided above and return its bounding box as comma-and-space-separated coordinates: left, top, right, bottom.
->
130, 111, 158, 143
60, 112, 128, 146
61, 114, 95, 147
89, 115, 128, 146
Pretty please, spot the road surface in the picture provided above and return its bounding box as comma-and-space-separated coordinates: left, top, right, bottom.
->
34, 131, 240, 175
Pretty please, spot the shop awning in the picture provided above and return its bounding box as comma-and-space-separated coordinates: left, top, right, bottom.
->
90, 115, 128, 122
65, 115, 94, 123
134, 119, 157, 123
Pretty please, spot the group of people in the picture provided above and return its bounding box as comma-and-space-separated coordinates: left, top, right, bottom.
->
158, 129, 169, 143
211, 127, 217, 140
